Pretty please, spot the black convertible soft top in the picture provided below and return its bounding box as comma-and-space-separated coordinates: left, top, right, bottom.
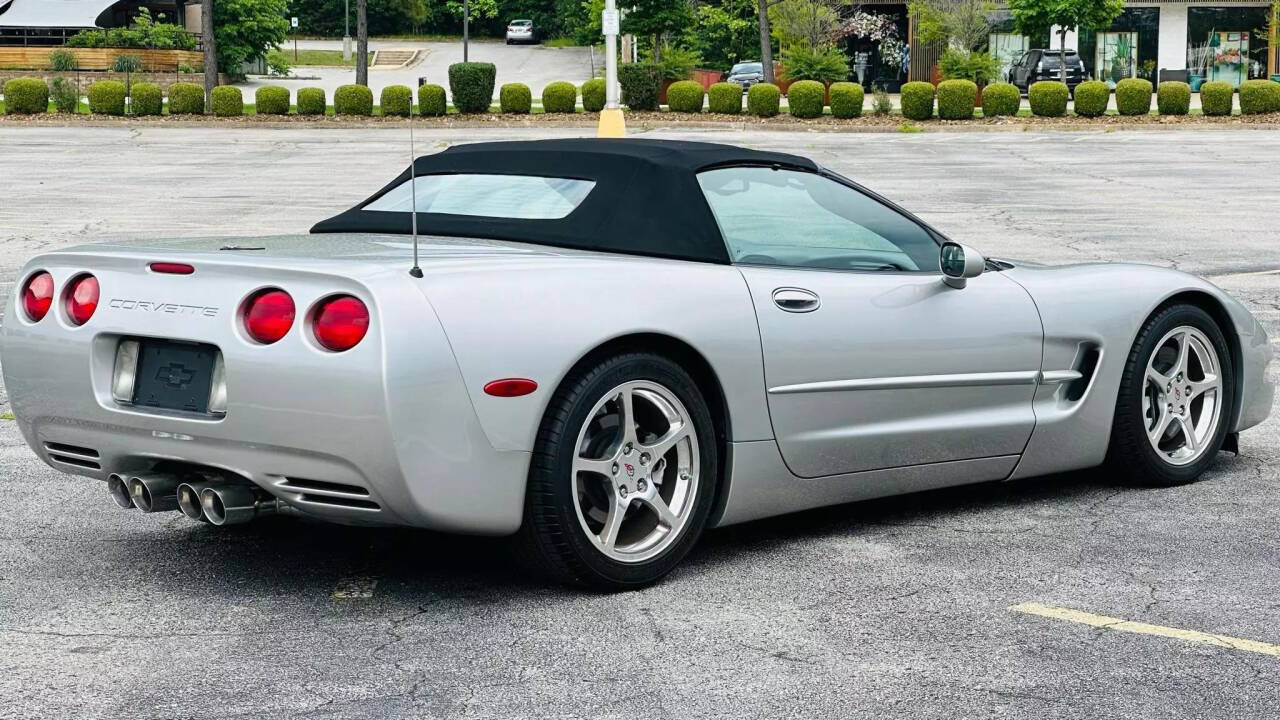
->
310, 138, 819, 264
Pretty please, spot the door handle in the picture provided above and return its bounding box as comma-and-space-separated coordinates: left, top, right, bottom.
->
772, 287, 820, 313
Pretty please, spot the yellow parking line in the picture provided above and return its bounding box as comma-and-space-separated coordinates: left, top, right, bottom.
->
1011, 602, 1280, 658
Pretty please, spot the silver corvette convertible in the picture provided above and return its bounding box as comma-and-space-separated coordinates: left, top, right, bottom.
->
3, 139, 1273, 588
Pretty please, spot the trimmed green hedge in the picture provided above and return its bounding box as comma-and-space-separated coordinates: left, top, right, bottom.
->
1240, 79, 1280, 115
936, 79, 976, 120
1029, 81, 1068, 117
1115, 78, 1152, 116
255, 85, 290, 115
499, 82, 531, 113
1156, 81, 1190, 116
334, 84, 373, 115
211, 86, 242, 117
380, 84, 413, 116
168, 82, 204, 114
297, 87, 326, 115
787, 80, 825, 118
667, 80, 705, 113
131, 82, 162, 116
619, 63, 661, 111
707, 82, 742, 114
900, 81, 935, 120
747, 82, 780, 117
1200, 81, 1233, 116
828, 82, 863, 118
981, 82, 1020, 117
1072, 81, 1109, 117
448, 62, 497, 113
88, 80, 126, 115
542, 81, 577, 113
418, 83, 446, 116
581, 78, 606, 112
2, 77, 49, 114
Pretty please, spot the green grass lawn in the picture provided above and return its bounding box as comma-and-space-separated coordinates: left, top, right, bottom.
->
268, 49, 373, 68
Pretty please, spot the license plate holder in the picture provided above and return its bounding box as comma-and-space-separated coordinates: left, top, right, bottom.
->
131, 339, 217, 414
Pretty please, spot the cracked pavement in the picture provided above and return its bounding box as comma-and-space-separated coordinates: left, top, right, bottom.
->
0, 126, 1277, 719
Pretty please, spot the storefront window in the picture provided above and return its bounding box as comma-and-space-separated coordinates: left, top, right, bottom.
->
1078, 8, 1159, 83
1096, 32, 1139, 86
1187, 7, 1272, 87
990, 32, 1029, 82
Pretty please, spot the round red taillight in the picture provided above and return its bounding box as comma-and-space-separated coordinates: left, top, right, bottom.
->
312, 295, 369, 352
243, 288, 295, 344
21, 271, 54, 323
65, 274, 99, 326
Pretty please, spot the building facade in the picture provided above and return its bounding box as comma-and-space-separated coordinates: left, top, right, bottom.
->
0, 0, 197, 44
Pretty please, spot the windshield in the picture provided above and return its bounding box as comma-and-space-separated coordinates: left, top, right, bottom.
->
731, 63, 762, 75
364, 174, 595, 219
511, 19, 531, 25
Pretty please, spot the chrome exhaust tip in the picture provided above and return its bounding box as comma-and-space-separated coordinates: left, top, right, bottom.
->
200, 484, 278, 526
107, 473, 134, 509
176, 481, 208, 521
128, 473, 181, 513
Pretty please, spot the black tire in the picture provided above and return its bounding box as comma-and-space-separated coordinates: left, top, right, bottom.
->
517, 352, 718, 590
1108, 303, 1235, 487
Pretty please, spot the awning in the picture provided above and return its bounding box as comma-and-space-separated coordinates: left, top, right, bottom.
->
0, 0, 118, 28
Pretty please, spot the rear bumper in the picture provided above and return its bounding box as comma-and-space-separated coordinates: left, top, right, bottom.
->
2, 252, 531, 535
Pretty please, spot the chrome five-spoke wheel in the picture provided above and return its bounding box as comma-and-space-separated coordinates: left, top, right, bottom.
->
1111, 303, 1234, 487
520, 352, 717, 589
571, 380, 699, 563
1142, 326, 1223, 466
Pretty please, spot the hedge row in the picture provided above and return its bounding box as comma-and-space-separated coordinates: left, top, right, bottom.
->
7, 75, 1279, 120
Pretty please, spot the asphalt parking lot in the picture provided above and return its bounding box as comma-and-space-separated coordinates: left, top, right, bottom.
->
0, 126, 1277, 719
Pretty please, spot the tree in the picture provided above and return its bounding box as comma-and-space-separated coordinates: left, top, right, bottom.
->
201, 0, 216, 112
769, 0, 846, 50
689, 0, 759, 69
213, 0, 289, 73
908, 0, 996, 52
356, 0, 367, 85
622, 0, 694, 61
1008, 0, 1124, 83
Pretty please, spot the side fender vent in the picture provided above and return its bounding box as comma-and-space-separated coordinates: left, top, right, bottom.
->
1064, 344, 1102, 402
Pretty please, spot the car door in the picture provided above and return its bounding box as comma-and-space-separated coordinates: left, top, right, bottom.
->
698, 166, 1043, 479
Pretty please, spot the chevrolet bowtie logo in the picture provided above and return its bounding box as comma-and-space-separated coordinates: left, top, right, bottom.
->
155, 363, 195, 389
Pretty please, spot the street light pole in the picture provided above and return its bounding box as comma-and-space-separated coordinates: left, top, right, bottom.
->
597, 0, 625, 137
343, 0, 351, 61
463, 0, 470, 62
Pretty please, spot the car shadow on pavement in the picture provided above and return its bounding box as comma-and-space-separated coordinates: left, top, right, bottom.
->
126, 458, 1240, 602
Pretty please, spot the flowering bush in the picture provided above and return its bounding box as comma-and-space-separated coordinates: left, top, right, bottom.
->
832, 11, 899, 44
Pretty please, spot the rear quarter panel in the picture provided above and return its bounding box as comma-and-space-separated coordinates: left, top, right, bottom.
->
415, 254, 771, 451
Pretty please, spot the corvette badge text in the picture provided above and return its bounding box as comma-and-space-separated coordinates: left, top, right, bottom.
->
109, 299, 219, 317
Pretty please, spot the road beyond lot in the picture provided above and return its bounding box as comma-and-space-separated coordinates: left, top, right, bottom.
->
0, 126, 1277, 719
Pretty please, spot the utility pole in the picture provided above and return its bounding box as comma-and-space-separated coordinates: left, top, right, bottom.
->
597, 0, 624, 136
463, 0, 470, 62
201, 0, 216, 112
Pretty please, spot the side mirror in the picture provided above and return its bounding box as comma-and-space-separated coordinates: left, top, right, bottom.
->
939, 242, 985, 289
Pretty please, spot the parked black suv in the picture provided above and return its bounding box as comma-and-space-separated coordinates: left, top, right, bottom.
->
1009, 49, 1088, 94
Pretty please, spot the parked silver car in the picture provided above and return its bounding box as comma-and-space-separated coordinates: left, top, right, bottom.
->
4, 140, 1272, 589
505, 18, 535, 44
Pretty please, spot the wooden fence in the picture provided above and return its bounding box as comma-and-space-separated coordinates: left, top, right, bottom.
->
0, 48, 202, 72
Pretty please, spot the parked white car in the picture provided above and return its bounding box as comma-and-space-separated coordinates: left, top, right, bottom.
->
505, 19, 536, 44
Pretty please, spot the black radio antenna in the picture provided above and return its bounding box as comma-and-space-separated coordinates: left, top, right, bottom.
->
408, 118, 423, 278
